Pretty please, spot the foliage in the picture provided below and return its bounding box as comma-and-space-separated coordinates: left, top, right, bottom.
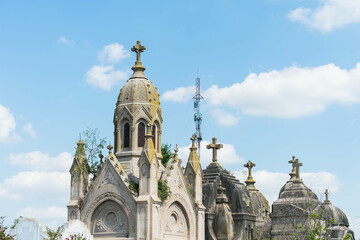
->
293, 209, 329, 240
0, 217, 17, 240
128, 180, 139, 196
64, 233, 88, 240
161, 143, 173, 167
82, 127, 107, 176
44, 226, 62, 240
158, 179, 171, 201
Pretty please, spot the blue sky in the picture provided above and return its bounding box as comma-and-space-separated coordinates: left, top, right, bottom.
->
1, 0, 360, 234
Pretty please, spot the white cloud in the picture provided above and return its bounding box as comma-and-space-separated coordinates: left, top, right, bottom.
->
58, 36, 75, 45
178, 140, 244, 167
8, 151, 73, 171
210, 108, 241, 126
288, 0, 360, 32
233, 170, 340, 205
17, 206, 67, 229
99, 43, 131, 64
0, 171, 70, 201
203, 63, 360, 118
85, 65, 130, 90
161, 86, 195, 102
22, 123, 37, 138
0, 105, 21, 143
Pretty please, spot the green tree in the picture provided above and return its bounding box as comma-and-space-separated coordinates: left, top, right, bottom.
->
43, 226, 62, 240
161, 143, 173, 167
82, 127, 107, 176
0, 217, 18, 240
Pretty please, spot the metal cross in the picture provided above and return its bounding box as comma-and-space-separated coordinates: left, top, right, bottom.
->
244, 160, 256, 179
206, 137, 223, 163
131, 41, 146, 62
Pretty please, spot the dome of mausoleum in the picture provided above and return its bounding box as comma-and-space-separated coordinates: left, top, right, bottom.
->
318, 203, 350, 227
278, 180, 318, 200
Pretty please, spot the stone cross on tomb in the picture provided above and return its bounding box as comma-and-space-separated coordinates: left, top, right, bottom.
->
131, 41, 146, 62
206, 137, 223, 163
325, 189, 331, 204
289, 156, 296, 173
244, 160, 256, 180
294, 158, 303, 180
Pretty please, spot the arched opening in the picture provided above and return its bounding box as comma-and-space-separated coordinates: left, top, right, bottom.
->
163, 202, 190, 240
152, 125, 156, 150
123, 123, 130, 148
138, 122, 145, 147
91, 200, 129, 238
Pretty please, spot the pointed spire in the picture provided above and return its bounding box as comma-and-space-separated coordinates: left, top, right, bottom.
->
130, 40, 147, 78
324, 189, 331, 205
75, 139, 86, 162
187, 134, 201, 173
244, 160, 257, 190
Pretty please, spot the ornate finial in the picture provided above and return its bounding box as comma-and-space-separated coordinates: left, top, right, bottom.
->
294, 158, 303, 181
107, 144, 113, 154
174, 144, 179, 156
190, 134, 196, 148
146, 123, 153, 137
324, 189, 331, 205
206, 137, 223, 163
244, 160, 257, 189
131, 40, 146, 75
216, 180, 228, 203
99, 151, 104, 164
288, 156, 297, 180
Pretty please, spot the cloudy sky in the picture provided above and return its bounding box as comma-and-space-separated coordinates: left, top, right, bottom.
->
1, 0, 360, 234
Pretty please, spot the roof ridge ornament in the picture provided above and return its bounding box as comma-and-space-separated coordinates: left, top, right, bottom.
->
206, 137, 223, 168
130, 40, 147, 78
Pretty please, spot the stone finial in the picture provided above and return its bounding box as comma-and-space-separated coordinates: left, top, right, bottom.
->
324, 189, 331, 205
146, 123, 153, 137
190, 134, 196, 149
107, 144, 114, 154
206, 137, 223, 163
174, 144, 179, 156
244, 160, 257, 190
216, 181, 228, 203
288, 156, 297, 180
131, 40, 146, 75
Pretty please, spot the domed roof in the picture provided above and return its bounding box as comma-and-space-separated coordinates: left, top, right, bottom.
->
318, 204, 350, 227
278, 180, 318, 200
117, 78, 160, 107
116, 40, 160, 108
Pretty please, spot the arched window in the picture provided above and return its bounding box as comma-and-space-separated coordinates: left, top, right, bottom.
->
124, 123, 130, 148
152, 125, 156, 149
138, 122, 145, 147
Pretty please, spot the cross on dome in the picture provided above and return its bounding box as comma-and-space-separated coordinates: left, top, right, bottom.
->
206, 137, 223, 163
325, 189, 331, 204
244, 160, 256, 179
131, 40, 146, 62
288, 156, 297, 179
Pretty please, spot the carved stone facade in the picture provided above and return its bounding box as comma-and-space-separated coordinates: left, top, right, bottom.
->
67, 41, 354, 240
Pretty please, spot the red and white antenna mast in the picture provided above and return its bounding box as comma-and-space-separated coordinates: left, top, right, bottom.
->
193, 74, 203, 159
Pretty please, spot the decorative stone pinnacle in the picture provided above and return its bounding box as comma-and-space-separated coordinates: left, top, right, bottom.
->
107, 144, 113, 154
190, 134, 196, 148
324, 189, 331, 205
146, 123, 153, 137
131, 40, 146, 75
216, 180, 228, 203
174, 144, 179, 156
288, 156, 297, 179
206, 137, 223, 163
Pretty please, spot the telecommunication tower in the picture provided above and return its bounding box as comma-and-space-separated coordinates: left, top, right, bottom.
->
193, 76, 203, 159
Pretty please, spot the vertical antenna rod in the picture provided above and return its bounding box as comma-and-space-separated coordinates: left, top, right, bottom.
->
193, 76, 203, 160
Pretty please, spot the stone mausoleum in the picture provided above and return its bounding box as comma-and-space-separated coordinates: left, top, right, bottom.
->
66, 41, 354, 240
